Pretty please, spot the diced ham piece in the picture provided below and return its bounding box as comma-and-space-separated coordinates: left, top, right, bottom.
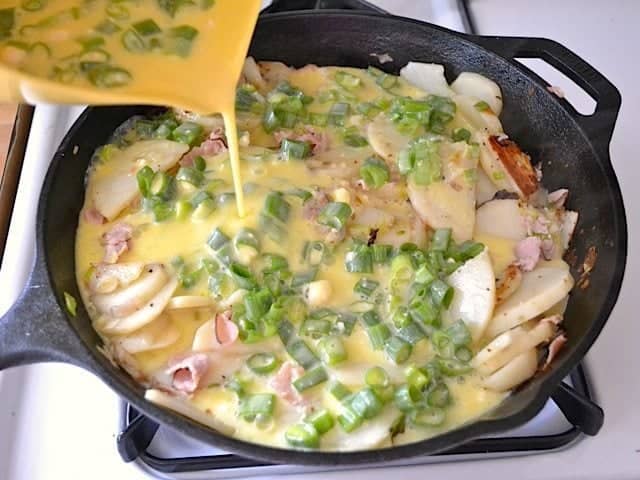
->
548, 188, 569, 208
515, 236, 542, 272
215, 310, 239, 345
530, 216, 551, 236
180, 128, 227, 166
302, 190, 330, 221
101, 223, 133, 263
166, 353, 210, 394
543, 333, 567, 370
275, 127, 329, 155
83, 207, 106, 225
541, 314, 563, 326
269, 362, 307, 406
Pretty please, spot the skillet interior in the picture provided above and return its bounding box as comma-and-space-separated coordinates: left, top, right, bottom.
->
40, 11, 626, 465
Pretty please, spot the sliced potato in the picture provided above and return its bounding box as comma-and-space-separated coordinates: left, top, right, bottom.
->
97, 277, 179, 335
90, 140, 189, 220
475, 199, 527, 240
486, 263, 574, 338
88, 262, 145, 294
479, 135, 538, 197
258, 60, 293, 88
451, 72, 503, 115
116, 313, 180, 354
167, 295, 214, 310
475, 167, 498, 205
173, 109, 225, 130
544, 295, 569, 317
446, 248, 495, 342
473, 320, 555, 375
481, 348, 538, 391
241, 56, 267, 92
322, 405, 398, 451
91, 263, 168, 317
454, 94, 503, 135
366, 113, 411, 165
399, 62, 454, 97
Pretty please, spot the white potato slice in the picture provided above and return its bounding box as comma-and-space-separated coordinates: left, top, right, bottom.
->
544, 295, 570, 317
258, 60, 293, 88
167, 295, 214, 310
91, 264, 168, 318
451, 72, 503, 115
478, 135, 538, 197
241, 56, 267, 91
323, 406, 398, 451
486, 264, 574, 338
192, 318, 218, 351
366, 113, 411, 165
454, 94, 503, 135
481, 348, 538, 391
88, 262, 145, 294
475, 167, 498, 205
399, 62, 454, 97
174, 109, 225, 130
475, 199, 527, 240
90, 140, 189, 220
473, 320, 555, 375
98, 277, 179, 335
116, 313, 180, 354
145, 389, 235, 435
446, 248, 495, 342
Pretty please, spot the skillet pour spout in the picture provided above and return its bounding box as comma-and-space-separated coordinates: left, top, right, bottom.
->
0, 4, 626, 465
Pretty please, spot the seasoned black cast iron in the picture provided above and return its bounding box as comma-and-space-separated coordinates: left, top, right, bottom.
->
0, 2, 626, 466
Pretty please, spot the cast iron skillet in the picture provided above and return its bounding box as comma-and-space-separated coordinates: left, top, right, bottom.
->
0, 1, 627, 466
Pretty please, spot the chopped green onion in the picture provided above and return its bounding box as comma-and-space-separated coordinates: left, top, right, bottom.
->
225, 375, 246, 396
239, 393, 275, 421
345, 244, 373, 273
262, 191, 290, 223
474, 100, 491, 112
317, 202, 352, 231
318, 336, 347, 365
133, 18, 161, 36
285, 187, 313, 203
455, 345, 473, 362
121, 29, 146, 53
431, 329, 455, 357
390, 253, 414, 289
300, 318, 332, 339
305, 409, 334, 435
349, 388, 384, 419
405, 364, 430, 390
302, 240, 331, 266
329, 380, 352, 401
247, 353, 279, 375
376, 72, 398, 90
333, 312, 357, 336
335, 70, 362, 90
287, 339, 318, 369
171, 122, 203, 146
430, 228, 451, 252
397, 322, 427, 345
427, 382, 450, 408
360, 156, 390, 189
361, 310, 381, 327
394, 384, 422, 412
285, 423, 319, 448
391, 307, 412, 328
243, 289, 272, 322
414, 264, 436, 285
430, 279, 454, 309
207, 227, 230, 251
409, 298, 439, 326
353, 278, 379, 298
365, 366, 390, 388
293, 366, 328, 392
385, 336, 412, 364
342, 126, 368, 147
308, 112, 328, 126
175, 199, 192, 220
437, 357, 473, 376
234, 228, 260, 259
150, 171, 171, 197
372, 244, 393, 264
280, 138, 312, 160
328, 102, 350, 126
445, 320, 472, 346
452, 127, 471, 143
367, 323, 391, 350
193, 155, 206, 171
291, 268, 318, 288
136, 165, 154, 197
409, 406, 445, 427
63, 291, 77, 316
337, 406, 363, 433
106, 4, 129, 20
87, 65, 132, 88
95, 19, 120, 35
448, 240, 485, 262
21, 0, 44, 12
229, 262, 257, 290
261, 253, 289, 273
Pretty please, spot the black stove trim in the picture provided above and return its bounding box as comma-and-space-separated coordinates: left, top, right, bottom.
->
117, 365, 596, 474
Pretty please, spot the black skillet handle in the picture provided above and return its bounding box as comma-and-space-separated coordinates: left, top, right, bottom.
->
263, 0, 386, 14
0, 255, 94, 370
551, 382, 604, 436
473, 36, 621, 159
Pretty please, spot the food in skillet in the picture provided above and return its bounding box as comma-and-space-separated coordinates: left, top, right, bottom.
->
76, 58, 578, 450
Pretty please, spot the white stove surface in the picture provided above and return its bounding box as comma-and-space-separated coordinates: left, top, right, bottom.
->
1, 1, 639, 479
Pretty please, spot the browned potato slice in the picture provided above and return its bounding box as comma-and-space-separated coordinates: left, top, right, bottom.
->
486, 136, 538, 197
495, 264, 523, 305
